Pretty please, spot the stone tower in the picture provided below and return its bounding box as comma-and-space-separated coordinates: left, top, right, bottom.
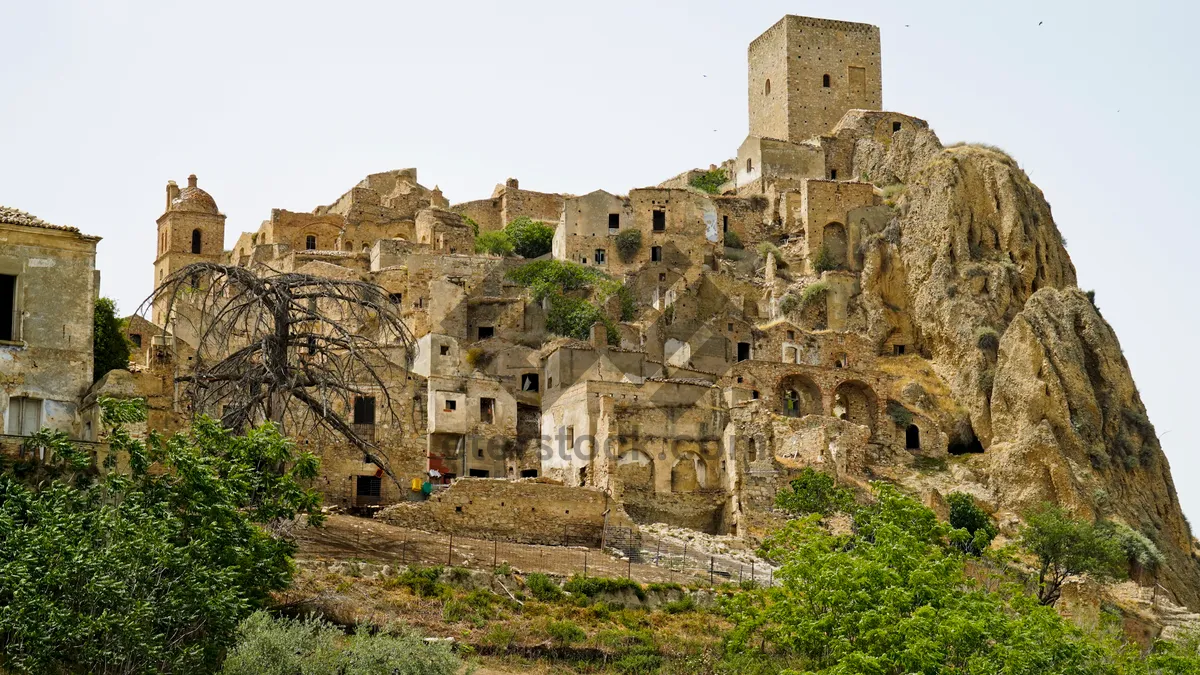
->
152, 174, 226, 328
748, 16, 882, 143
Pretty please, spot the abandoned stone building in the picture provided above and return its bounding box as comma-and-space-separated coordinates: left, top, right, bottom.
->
0, 206, 101, 451
128, 14, 976, 544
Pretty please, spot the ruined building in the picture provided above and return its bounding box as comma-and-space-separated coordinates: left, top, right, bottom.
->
127, 15, 1199, 606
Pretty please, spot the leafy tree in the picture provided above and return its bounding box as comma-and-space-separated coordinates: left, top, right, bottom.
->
688, 168, 727, 194
947, 491, 998, 554
615, 228, 642, 263
1019, 503, 1127, 606
506, 260, 631, 342
723, 230, 743, 249
93, 296, 131, 382
0, 397, 323, 674
724, 483, 1149, 672
813, 244, 836, 273
474, 229, 514, 256
504, 216, 555, 258
775, 468, 854, 517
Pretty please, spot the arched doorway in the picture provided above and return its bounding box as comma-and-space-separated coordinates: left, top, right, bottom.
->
833, 380, 878, 434
191, 229, 202, 254
823, 222, 848, 268
671, 452, 707, 492
778, 374, 821, 418
906, 424, 920, 450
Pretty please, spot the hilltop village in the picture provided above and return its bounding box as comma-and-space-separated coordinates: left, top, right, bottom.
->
3, 14, 1196, 610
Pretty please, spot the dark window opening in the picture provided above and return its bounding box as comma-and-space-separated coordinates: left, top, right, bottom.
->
906, 424, 920, 450
521, 373, 539, 392
722, 215, 728, 233
658, 273, 666, 282
783, 390, 800, 417
521, 469, 539, 478
764, 79, 771, 95
356, 475, 381, 498
480, 397, 495, 424
748, 438, 757, 462
751, 390, 760, 400
478, 326, 494, 340
129, 333, 142, 348
191, 229, 202, 254
579, 466, 587, 485
469, 469, 490, 477
608, 213, 620, 229
594, 249, 606, 264
830, 169, 838, 180
893, 344, 906, 356
305, 235, 316, 250
737, 342, 751, 362
822, 73, 831, 87
307, 336, 316, 355
893, 121, 902, 133
455, 505, 463, 512
444, 399, 457, 412
652, 210, 666, 231
352, 396, 376, 425
440, 345, 450, 356
746, 158, 753, 173
389, 292, 402, 304
651, 246, 662, 262
786, 330, 795, 340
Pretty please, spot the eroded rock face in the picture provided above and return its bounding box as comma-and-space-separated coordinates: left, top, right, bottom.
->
852, 129, 1198, 606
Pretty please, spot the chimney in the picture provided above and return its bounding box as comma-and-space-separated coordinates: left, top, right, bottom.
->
165, 180, 179, 211
590, 321, 608, 349
187, 174, 198, 188
505, 177, 519, 190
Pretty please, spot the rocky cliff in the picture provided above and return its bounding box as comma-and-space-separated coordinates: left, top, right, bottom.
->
854, 129, 1199, 607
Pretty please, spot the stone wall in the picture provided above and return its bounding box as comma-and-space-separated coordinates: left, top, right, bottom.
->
376, 477, 636, 546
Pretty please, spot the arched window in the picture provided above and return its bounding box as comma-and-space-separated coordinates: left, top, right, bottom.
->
748, 438, 758, 462
343, 240, 353, 252
191, 229, 202, 254
764, 79, 771, 95
305, 235, 316, 250
906, 424, 920, 450
822, 74, 831, 88
746, 158, 753, 173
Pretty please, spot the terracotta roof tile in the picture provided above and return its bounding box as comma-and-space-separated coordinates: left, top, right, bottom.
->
0, 206, 80, 233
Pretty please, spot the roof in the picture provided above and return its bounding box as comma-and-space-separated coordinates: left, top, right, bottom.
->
0, 205, 81, 233
171, 186, 220, 214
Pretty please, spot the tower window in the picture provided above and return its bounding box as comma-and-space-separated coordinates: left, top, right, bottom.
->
746, 158, 753, 173
478, 326, 494, 339
652, 210, 666, 231
830, 169, 838, 180
594, 248, 606, 264
608, 213, 619, 230
764, 79, 771, 95
352, 395, 376, 425
822, 74, 831, 88
893, 121, 903, 133
191, 229, 201, 254
0, 274, 15, 341
480, 397, 495, 424
305, 235, 316, 250
651, 246, 662, 262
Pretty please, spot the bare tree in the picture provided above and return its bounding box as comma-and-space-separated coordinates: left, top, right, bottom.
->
142, 262, 415, 489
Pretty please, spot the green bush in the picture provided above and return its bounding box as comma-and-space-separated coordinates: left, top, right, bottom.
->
886, 400, 913, 428
545, 294, 618, 345
564, 575, 646, 601
813, 245, 837, 273
688, 167, 728, 194
1106, 522, 1166, 571
389, 565, 448, 598
1019, 504, 1127, 606
504, 216, 555, 258
975, 326, 1000, 351
947, 492, 998, 555
615, 229, 643, 263
663, 595, 696, 614
775, 467, 854, 516
779, 293, 800, 315
614, 652, 664, 674
474, 229, 514, 256
219, 611, 341, 675
757, 241, 787, 267
465, 347, 491, 369
800, 281, 829, 306
462, 215, 480, 235
507, 260, 627, 343
546, 619, 586, 647
526, 573, 564, 602
724, 230, 743, 249
93, 297, 131, 382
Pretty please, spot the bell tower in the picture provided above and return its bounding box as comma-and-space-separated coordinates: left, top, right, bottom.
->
152, 174, 225, 328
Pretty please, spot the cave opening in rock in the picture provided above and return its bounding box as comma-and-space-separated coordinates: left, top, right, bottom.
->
947, 423, 985, 455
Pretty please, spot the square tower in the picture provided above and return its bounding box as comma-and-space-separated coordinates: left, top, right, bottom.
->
748, 16, 882, 143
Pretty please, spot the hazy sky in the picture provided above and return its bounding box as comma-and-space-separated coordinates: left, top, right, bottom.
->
2, 1, 1196, 522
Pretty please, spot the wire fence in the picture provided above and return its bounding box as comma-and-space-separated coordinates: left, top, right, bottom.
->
302, 519, 777, 588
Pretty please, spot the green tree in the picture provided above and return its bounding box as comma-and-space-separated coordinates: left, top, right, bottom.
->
688, 168, 727, 194
1019, 503, 1127, 606
504, 216, 555, 258
93, 296, 131, 382
774, 468, 854, 517
615, 229, 642, 263
474, 229, 514, 256
947, 491, 998, 555
0, 398, 324, 674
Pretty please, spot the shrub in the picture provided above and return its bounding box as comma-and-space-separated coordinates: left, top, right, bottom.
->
389, 565, 447, 598
663, 595, 696, 614
546, 619, 586, 647
724, 230, 743, 249
504, 216, 555, 258
564, 575, 646, 601
462, 215, 480, 236
465, 347, 491, 369
483, 625, 516, 650
813, 245, 837, 273
545, 295, 618, 345
474, 229, 513, 256
614, 652, 664, 674
757, 241, 787, 267
506, 260, 624, 343
887, 400, 913, 428
526, 573, 564, 602
615, 229, 642, 263
800, 281, 830, 306
947, 492, 998, 555
93, 297, 131, 382
880, 183, 906, 207
779, 293, 800, 315
688, 167, 728, 194
776, 468, 854, 516
975, 326, 1000, 351
1019, 504, 1127, 606
1107, 522, 1166, 572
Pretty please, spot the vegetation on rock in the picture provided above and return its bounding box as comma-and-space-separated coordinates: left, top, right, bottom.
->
614, 229, 642, 263
688, 167, 727, 194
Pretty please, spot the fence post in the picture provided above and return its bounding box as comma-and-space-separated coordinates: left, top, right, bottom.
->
493, 538, 498, 568
400, 538, 406, 565
769, 568, 774, 587
709, 556, 714, 586
584, 549, 589, 577
751, 561, 755, 584
655, 541, 661, 564
739, 564, 743, 583
448, 533, 453, 566
627, 556, 632, 579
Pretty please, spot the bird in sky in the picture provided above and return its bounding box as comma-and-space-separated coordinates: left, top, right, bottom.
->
1039, 21, 1044, 25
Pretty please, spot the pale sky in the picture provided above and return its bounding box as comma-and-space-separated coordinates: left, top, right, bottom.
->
2, 0, 1196, 523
